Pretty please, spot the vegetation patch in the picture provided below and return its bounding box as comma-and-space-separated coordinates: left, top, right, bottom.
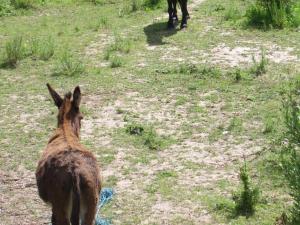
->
246, 0, 300, 29
125, 122, 172, 150
281, 77, 300, 224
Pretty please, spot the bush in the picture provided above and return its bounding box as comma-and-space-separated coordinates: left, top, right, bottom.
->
0, 0, 14, 17
250, 48, 268, 77
281, 78, 300, 224
178, 63, 221, 78
54, 51, 85, 76
233, 162, 260, 217
246, 0, 300, 28
11, 0, 34, 9
143, 0, 163, 9
30, 37, 54, 61
125, 122, 168, 150
2, 36, 25, 67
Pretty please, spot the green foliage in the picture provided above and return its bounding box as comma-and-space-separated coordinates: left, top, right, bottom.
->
11, 0, 34, 9
246, 0, 300, 28
110, 56, 123, 68
0, 0, 14, 16
104, 37, 131, 60
54, 51, 85, 76
94, 16, 109, 30
30, 36, 54, 61
224, 6, 242, 22
2, 36, 25, 67
143, 0, 163, 9
179, 63, 221, 78
250, 48, 268, 77
233, 162, 260, 217
125, 122, 168, 150
281, 79, 300, 224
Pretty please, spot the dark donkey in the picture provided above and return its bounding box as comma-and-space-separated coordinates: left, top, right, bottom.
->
167, 0, 189, 29
36, 84, 101, 225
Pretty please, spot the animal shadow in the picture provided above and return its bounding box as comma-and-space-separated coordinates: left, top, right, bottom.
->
144, 22, 178, 46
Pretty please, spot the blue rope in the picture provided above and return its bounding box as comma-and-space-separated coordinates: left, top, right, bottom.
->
95, 188, 114, 225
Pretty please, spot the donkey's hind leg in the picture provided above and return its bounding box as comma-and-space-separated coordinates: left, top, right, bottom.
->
52, 203, 71, 225
81, 188, 98, 225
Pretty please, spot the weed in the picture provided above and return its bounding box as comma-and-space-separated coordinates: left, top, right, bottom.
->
125, 123, 144, 135
233, 162, 260, 217
2, 36, 25, 67
281, 79, 300, 224
30, 37, 54, 61
125, 122, 169, 150
179, 63, 221, 78
54, 51, 85, 76
0, 0, 14, 17
104, 37, 131, 61
110, 56, 123, 68
246, 0, 300, 28
233, 68, 242, 82
11, 0, 34, 9
143, 0, 163, 10
94, 16, 109, 31
250, 48, 268, 77
263, 117, 275, 134
227, 117, 243, 133
131, 0, 142, 12
224, 6, 242, 22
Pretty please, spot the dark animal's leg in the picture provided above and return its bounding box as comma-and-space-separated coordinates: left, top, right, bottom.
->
173, 0, 178, 22
167, 0, 175, 29
51, 212, 56, 225
178, 0, 189, 29
52, 205, 70, 225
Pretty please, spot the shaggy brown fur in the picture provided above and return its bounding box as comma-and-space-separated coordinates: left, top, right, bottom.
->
36, 84, 101, 225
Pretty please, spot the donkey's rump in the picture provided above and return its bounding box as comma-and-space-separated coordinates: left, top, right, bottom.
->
36, 149, 100, 204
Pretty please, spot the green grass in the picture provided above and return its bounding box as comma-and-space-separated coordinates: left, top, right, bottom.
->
0, 0, 299, 224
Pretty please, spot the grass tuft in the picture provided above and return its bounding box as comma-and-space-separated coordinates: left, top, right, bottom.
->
54, 51, 85, 76
1, 36, 25, 68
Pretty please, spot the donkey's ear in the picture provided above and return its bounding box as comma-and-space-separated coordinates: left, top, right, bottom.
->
46, 83, 63, 108
72, 86, 81, 108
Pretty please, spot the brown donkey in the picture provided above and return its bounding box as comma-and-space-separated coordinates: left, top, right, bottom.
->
36, 84, 101, 225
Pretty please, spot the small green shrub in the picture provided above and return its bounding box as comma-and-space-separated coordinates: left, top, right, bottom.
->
11, 0, 34, 9
110, 56, 123, 68
246, 0, 299, 28
54, 51, 85, 76
281, 79, 300, 224
178, 63, 221, 78
125, 123, 144, 135
143, 0, 163, 9
233, 162, 260, 217
94, 16, 109, 31
131, 0, 142, 12
2, 36, 25, 67
224, 6, 242, 22
125, 122, 168, 150
31, 37, 54, 61
0, 0, 14, 17
250, 48, 268, 76
263, 117, 275, 134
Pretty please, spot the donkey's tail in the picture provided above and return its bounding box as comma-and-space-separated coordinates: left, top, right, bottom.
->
71, 173, 81, 225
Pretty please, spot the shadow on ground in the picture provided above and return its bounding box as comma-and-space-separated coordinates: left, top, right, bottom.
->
144, 22, 178, 46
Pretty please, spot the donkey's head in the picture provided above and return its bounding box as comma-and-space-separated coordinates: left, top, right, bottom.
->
47, 83, 83, 137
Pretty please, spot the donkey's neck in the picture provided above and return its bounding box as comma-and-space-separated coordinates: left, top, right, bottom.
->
62, 120, 80, 148
48, 121, 80, 149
